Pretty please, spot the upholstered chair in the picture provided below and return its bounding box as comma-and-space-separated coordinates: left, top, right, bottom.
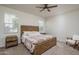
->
66, 35, 79, 48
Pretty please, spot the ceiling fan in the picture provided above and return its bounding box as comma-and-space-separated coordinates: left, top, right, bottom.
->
36, 4, 58, 12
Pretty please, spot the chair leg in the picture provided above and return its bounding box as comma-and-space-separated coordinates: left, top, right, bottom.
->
73, 44, 77, 48
66, 42, 68, 45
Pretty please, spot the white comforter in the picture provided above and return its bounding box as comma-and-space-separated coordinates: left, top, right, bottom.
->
22, 34, 53, 53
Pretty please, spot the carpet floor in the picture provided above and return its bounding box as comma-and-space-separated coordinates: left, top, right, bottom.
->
0, 42, 79, 55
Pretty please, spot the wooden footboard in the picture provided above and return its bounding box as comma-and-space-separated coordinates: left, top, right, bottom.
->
33, 37, 57, 55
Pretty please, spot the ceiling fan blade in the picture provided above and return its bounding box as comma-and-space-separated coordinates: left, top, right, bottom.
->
36, 7, 44, 8
48, 5, 58, 8
44, 4, 48, 7
47, 8, 50, 12
40, 8, 45, 12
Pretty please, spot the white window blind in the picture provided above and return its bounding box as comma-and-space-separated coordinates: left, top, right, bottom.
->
4, 13, 18, 33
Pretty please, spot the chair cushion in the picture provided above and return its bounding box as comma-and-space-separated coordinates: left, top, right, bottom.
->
73, 35, 79, 40
66, 40, 76, 45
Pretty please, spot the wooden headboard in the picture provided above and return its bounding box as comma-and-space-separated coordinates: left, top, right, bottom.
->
21, 25, 39, 43
21, 25, 39, 32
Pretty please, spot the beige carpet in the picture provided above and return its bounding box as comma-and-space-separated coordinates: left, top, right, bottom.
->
0, 42, 79, 55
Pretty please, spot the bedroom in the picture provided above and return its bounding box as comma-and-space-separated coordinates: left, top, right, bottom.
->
0, 4, 79, 55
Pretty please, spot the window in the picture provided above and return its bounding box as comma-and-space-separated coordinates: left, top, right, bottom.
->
4, 13, 18, 33
39, 20, 44, 27
38, 20, 44, 33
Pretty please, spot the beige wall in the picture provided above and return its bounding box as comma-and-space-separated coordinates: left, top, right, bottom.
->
0, 6, 45, 47
46, 8, 79, 42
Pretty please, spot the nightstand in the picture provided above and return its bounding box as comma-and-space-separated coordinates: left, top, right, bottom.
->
5, 35, 18, 48
40, 33, 46, 35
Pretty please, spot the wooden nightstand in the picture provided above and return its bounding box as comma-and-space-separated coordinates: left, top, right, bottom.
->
5, 35, 18, 48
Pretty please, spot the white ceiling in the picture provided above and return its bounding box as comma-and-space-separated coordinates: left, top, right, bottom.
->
1, 4, 79, 18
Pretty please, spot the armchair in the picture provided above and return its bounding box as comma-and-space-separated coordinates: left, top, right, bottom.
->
66, 35, 79, 48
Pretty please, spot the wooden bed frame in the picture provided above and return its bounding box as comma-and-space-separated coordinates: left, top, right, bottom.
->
21, 25, 57, 55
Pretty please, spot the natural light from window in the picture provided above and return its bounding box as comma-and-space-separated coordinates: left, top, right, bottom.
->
4, 13, 18, 33
38, 20, 44, 33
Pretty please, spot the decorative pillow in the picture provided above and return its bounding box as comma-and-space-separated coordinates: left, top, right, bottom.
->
27, 31, 40, 36
23, 31, 30, 36
28, 32, 41, 36
23, 31, 41, 36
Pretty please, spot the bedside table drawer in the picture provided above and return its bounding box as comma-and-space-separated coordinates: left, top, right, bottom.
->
5, 35, 18, 48
6, 41, 18, 48
6, 36, 17, 41
6, 38, 17, 42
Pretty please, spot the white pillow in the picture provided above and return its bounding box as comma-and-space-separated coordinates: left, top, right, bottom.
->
23, 31, 30, 36
28, 31, 41, 36
23, 31, 41, 36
